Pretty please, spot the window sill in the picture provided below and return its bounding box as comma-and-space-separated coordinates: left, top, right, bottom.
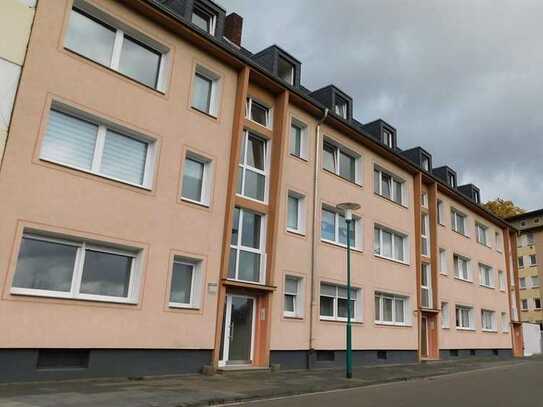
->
453, 276, 473, 284
373, 254, 410, 267
452, 230, 470, 239
320, 317, 363, 324
442, 326, 450, 330
287, 228, 306, 237
482, 329, 498, 333
322, 168, 362, 188
169, 303, 200, 310
479, 284, 495, 290
321, 239, 363, 253
181, 197, 210, 208
191, 106, 218, 120
373, 193, 408, 209
283, 314, 304, 320
374, 321, 412, 328
10, 288, 138, 305
455, 327, 476, 331
289, 153, 309, 163
245, 116, 272, 131
440, 272, 449, 277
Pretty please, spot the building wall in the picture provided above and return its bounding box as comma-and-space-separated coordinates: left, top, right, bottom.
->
0, 0, 238, 350
516, 229, 543, 327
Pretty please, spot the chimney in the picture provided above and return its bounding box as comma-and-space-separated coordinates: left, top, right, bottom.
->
224, 13, 243, 47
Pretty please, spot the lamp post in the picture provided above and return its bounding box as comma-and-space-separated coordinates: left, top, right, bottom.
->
337, 202, 360, 379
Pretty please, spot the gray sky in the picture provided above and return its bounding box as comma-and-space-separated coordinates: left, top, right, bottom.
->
219, 0, 543, 210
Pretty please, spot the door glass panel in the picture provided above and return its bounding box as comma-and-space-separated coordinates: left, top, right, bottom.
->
228, 296, 254, 362
238, 251, 260, 282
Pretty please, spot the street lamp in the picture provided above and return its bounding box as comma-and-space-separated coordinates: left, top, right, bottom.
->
337, 202, 361, 379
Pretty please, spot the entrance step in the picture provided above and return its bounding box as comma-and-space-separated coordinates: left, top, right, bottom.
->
216, 366, 272, 374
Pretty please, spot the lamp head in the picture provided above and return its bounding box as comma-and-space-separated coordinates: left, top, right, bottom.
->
337, 202, 361, 221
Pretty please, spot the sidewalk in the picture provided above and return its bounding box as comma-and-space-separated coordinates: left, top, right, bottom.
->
0, 357, 535, 407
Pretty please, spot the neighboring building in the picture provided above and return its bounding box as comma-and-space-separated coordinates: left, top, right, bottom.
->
0, 0, 522, 382
0, 0, 36, 165
507, 209, 543, 330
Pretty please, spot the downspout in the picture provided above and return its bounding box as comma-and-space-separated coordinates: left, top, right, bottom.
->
308, 107, 328, 369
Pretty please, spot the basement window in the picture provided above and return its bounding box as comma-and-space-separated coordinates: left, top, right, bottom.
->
37, 349, 90, 370
316, 350, 335, 362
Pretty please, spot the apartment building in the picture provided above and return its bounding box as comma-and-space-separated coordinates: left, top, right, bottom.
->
0, 0, 36, 164
0, 0, 522, 382
507, 210, 543, 330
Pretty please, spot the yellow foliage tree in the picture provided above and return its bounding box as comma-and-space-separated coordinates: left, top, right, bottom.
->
483, 198, 525, 219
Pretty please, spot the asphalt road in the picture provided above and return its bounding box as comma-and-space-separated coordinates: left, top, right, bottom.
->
236, 359, 543, 407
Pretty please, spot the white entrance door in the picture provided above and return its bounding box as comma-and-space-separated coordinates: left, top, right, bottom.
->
219, 295, 256, 367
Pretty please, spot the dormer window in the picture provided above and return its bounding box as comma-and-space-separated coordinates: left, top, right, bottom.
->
421, 156, 430, 171
334, 96, 348, 119
474, 190, 481, 204
383, 130, 393, 148
447, 173, 456, 188
192, 5, 216, 35
277, 57, 294, 85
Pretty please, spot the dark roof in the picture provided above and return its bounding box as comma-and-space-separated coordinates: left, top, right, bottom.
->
506, 208, 543, 222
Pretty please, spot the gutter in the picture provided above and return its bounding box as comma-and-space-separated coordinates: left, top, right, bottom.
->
308, 107, 328, 369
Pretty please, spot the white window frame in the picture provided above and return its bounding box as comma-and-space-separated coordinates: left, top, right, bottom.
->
66, 1, 170, 92
501, 312, 509, 333
481, 309, 497, 332
441, 301, 450, 328
495, 231, 503, 253
421, 213, 430, 256
476, 222, 489, 247
374, 225, 409, 264
229, 208, 267, 285
191, 4, 217, 35
334, 98, 348, 119
529, 254, 537, 266
498, 270, 506, 291
278, 56, 295, 85
383, 129, 393, 148
439, 248, 448, 275
11, 233, 141, 304
374, 292, 410, 326
323, 139, 362, 185
192, 65, 221, 117
519, 277, 526, 289
374, 166, 407, 206
284, 275, 304, 318
437, 200, 445, 225
168, 257, 202, 309
41, 103, 156, 190
181, 151, 213, 206
455, 305, 474, 330
237, 130, 270, 204
287, 191, 305, 234
521, 298, 529, 310
289, 118, 308, 160
320, 206, 362, 249
421, 192, 428, 208
453, 254, 471, 282
451, 209, 468, 236
319, 283, 361, 322
479, 263, 494, 288
531, 275, 540, 288
246, 97, 272, 128
421, 263, 432, 309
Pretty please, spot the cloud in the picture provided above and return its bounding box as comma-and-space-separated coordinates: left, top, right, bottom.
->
220, 0, 543, 210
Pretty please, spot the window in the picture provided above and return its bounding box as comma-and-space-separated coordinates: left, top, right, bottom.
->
479, 264, 494, 288
476, 223, 488, 246
246, 98, 271, 128
535, 298, 542, 310
12, 233, 140, 303
501, 312, 509, 333
439, 248, 448, 275
65, 7, 165, 90
287, 192, 305, 234
518, 256, 524, 268
320, 283, 359, 321
374, 225, 408, 263
474, 190, 481, 204
284, 276, 303, 317
228, 207, 266, 284
237, 131, 268, 202
495, 231, 502, 252
169, 257, 202, 308
289, 119, 307, 159
278, 57, 294, 85
519, 277, 527, 289
498, 270, 506, 291
41, 108, 154, 188
181, 153, 212, 205
334, 96, 348, 119
421, 213, 430, 256
421, 156, 430, 171
447, 173, 456, 188
421, 192, 428, 208
373, 167, 405, 205
192, 66, 220, 116
320, 207, 360, 248
451, 209, 467, 235
530, 255, 537, 266
441, 302, 450, 328
455, 305, 474, 329
521, 299, 528, 310
421, 263, 432, 308
323, 140, 359, 184
191, 4, 216, 34
453, 254, 471, 281
532, 275, 540, 288
437, 200, 445, 225
527, 232, 535, 245
481, 309, 496, 331
375, 292, 409, 326
383, 130, 393, 148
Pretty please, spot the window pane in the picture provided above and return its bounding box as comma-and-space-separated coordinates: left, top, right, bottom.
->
290, 125, 301, 156
394, 234, 404, 261
192, 73, 212, 113
321, 209, 336, 241
323, 143, 336, 172
374, 170, 380, 194
41, 110, 98, 171
338, 298, 348, 318
321, 284, 336, 296
192, 8, 211, 32
12, 237, 77, 292
100, 130, 148, 185
118, 35, 160, 88
287, 196, 299, 229
80, 250, 132, 298
375, 296, 381, 321
285, 277, 298, 294
284, 294, 295, 312
383, 297, 393, 321
246, 135, 265, 170
381, 173, 392, 199
374, 228, 381, 254
278, 58, 294, 84
65, 9, 115, 66
395, 299, 405, 323
338, 215, 348, 245
393, 180, 403, 203
250, 101, 268, 126
382, 230, 393, 258
339, 151, 355, 182
182, 158, 204, 202
228, 248, 237, 279
241, 210, 261, 249
170, 262, 193, 304
238, 251, 260, 282
244, 170, 265, 201
231, 208, 240, 245
320, 296, 334, 317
